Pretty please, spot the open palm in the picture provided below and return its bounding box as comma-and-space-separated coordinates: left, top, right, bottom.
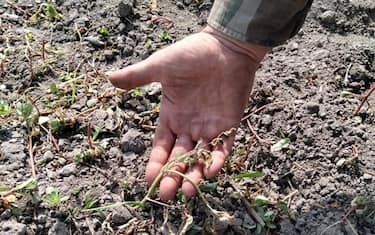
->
109, 26, 268, 200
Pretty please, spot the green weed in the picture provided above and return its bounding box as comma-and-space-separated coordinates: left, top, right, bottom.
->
0, 98, 11, 116
99, 26, 110, 36
161, 31, 171, 42
83, 191, 99, 210
43, 187, 69, 207
31, 2, 62, 23
16, 101, 36, 128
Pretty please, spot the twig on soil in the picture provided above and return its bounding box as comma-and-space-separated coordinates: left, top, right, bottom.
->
319, 220, 343, 235
117, 218, 138, 234
146, 198, 174, 208
85, 218, 96, 235
0, 62, 4, 77
101, 213, 115, 234
343, 63, 353, 86
83, 64, 88, 84
246, 119, 270, 145
6, 0, 32, 17
27, 96, 41, 117
150, 16, 175, 29
319, 207, 355, 235
39, 124, 60, 152
28, 135, 36, 177
293, 162, 308, 171
283, 190, 298, 208
229, 179, 265, 227
41, 39, 46, 62
74, 107, 97, 119
283, 190, 298, 202
87, 122, 95, 150
345, 218, 359, 235
241, 101, 285, 122
354, 83, 375, 115
27, 47, 35, 81
141, 124, 157, 130
161, 207, 174, 234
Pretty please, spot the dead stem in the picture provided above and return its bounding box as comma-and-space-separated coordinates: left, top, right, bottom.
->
39, 124, 60, 152
87, 122, 95, 150
0, 62, 4, 77
141, 124, 157, 130
319, 220, 343, 235
41, 39, 46, 62
6, 0, 32, 17
150, 16, 175, 29
27, 48, 34, 81
344, 218, 359, 235
246, 119, 270, 145
27, 96, 41, 116
145, 198, 174, 208
354, 83, 375, 115
319, 207, 355, 235
241, 101, 285, 122
28, 135, 36, 177
85, 218, 95, 235
343, 63, 353, 86
229, 179, 265, 227
166, 169, 216, 214
74, 106, 97, 118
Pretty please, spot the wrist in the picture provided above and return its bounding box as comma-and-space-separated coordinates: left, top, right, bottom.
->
202, 26, 270, 63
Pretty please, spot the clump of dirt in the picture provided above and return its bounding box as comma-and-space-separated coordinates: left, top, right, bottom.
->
1, 0, 374, 234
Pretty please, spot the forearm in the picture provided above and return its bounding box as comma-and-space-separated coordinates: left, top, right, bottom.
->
208, 0, 313, 47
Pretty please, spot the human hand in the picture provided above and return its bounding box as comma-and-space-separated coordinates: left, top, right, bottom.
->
109, 26, 269, 201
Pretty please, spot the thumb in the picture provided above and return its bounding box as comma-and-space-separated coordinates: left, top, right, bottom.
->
108, 59, 157, 90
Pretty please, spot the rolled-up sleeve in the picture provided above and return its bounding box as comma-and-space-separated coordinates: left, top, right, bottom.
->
208, 0, 313, 47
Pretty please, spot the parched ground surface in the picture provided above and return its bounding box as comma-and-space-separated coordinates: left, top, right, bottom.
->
0, 0, 374, 234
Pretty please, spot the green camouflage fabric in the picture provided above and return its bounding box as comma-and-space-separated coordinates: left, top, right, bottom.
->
208, 0, 313, 47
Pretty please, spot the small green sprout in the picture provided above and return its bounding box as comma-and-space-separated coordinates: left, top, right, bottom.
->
262, 210, 276, 229
252, 195, 269, 208
0, 98, 11, 116
83, 191, 99, 210
92, 125, 105, 141
99, 26, 110, 36
43, 187, 69, 207
30, 2, 62, 23
161, 31, 171, 42
25, 31, 35, 41
49, 118, 62, 132
16, 102, 33, 120
277, 200, 289, 214
45, 3, 62, 21
16, 101, 36, 128
130, 87, 143, 96
50, 82, 63, 97
70, 81, 77, 104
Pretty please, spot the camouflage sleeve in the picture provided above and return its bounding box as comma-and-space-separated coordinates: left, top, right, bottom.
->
208, 0, 313, 47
